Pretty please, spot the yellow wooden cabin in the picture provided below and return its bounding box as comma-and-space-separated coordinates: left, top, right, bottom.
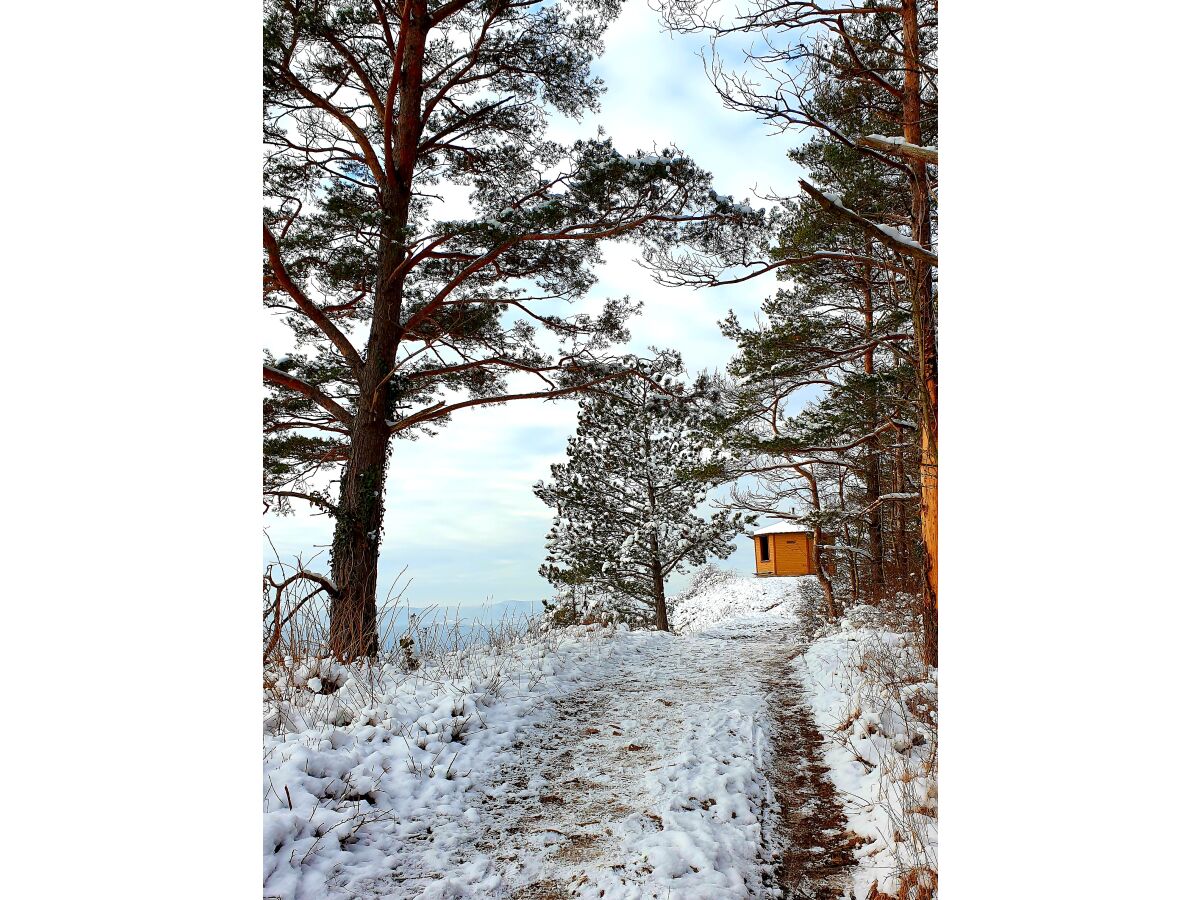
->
751, 522, 818, 576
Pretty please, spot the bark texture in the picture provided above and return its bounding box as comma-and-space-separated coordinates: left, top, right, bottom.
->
328, 5, 431, 658
902, 0, 938, 666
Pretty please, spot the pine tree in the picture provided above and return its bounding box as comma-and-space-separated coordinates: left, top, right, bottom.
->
710, 106, 924, 609
534, 353, 749, 630
654, 0, 937, 662
262, 0, 761, 656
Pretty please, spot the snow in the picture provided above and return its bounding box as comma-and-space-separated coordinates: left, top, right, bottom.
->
264, 573, 935, 899
864, 134, 938, 155
798, 605, 938, 898
624, 153, 677, 167
708, 192, 764, 218
509, 627, 782, 899
264, 625, 615, 898
872, 221, 928, 253
671, 563, 819, 635
751, 520, 809, 536
818, 190, 930, 255
265, 618, 789, 899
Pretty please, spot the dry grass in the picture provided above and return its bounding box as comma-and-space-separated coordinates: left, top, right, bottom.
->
262, 554, 572, 782
261, 562, 600, 888
823, 608, 938, 897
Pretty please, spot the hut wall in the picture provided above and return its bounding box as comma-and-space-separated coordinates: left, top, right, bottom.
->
774, 533, 814, 576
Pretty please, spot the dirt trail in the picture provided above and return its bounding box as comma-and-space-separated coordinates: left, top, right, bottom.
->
378, 611, 855, 899
487, 631, 766, 899
754, 625, 857, 899
700, 615, 856, 900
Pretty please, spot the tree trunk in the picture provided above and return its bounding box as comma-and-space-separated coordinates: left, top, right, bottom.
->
844, 524, 860, 606
650, 552, 669, 631
797, 465, 837, 620
812, 532, 837, 621
893, 433, 911, 593
329, 417, 389, 658
643, 423, 669, 631
327, 225, 407, 658
861, 266, 885, 602
864, 451, 885, 600
327, 6, 431, 658
902, 0, 937, 666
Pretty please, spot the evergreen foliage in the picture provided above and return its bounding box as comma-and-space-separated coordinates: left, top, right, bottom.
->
711, 85, 926, 604
654, 0, 936, 638
534, 352, 750, 628
262, 0, 762, 654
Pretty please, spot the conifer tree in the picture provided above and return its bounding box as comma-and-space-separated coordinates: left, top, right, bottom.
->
709, 109, 923, 609
263, 0, 760, 656
534, 353, 748, 630
654, 0, 937, 662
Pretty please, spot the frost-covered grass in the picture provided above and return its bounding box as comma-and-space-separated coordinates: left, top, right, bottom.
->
263, 617, 618, 899
801, 604, 938, 899
262, 597, 792, 899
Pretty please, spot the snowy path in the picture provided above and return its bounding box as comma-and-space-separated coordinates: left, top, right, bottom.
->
358, 612, 854, 900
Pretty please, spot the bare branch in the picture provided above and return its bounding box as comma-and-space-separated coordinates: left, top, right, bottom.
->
265, 490, 339, 516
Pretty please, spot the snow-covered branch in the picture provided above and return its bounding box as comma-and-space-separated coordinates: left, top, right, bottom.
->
858, 134, 938, 166
797, 178, 938, 266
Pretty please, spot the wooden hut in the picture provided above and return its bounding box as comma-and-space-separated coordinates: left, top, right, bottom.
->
751, 522, 818, 576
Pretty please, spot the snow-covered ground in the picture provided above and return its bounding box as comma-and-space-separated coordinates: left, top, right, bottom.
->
800, 606, 939, 898
264, 572, 936, 900
264, 624, 619, 899
671, 564, 821, 635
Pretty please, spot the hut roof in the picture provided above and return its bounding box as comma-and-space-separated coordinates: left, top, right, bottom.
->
751, 521, 810, 536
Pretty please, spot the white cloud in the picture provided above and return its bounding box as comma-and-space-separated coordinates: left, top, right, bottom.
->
549, 3, 800, 201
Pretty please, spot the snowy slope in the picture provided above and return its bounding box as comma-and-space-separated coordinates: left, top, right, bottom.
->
265, 618, 788, 899
263, 625, 621, 899
670, 564, 822, 635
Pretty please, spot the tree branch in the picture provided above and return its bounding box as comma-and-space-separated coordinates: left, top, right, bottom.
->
264, 366, 354, 426
390, 373, 627, 433
858, 134, 938, 165
265, 490, 339, 516
798, 178, 938, 265
264, 225, 365, 373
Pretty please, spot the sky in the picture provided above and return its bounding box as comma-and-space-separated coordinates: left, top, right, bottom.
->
263, 1, 810, 609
